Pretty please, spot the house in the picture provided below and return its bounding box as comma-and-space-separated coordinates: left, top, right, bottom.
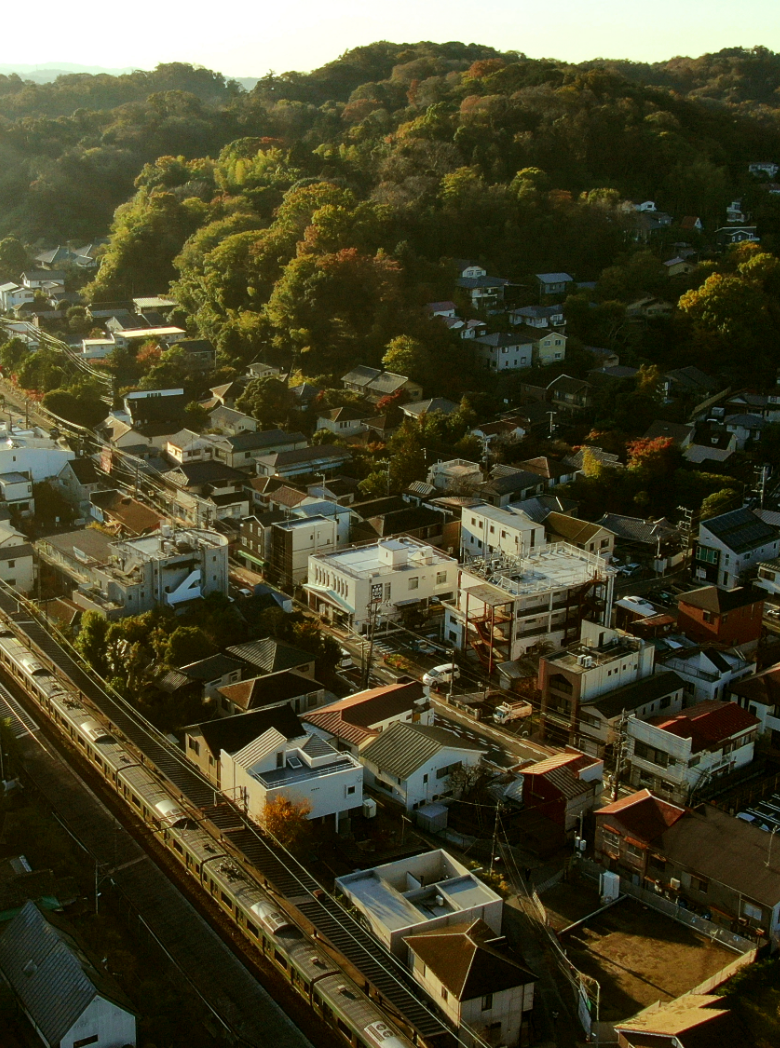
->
476, 466, 544, 508
0, 900, 136, 1048
642, 420, 694, 448
474, 331, 534, 372
730, 662, 780, 745
176, 338, 216, 371
218, 712, 363, 829
178, 652, 245, 700
725, 412, 767, 448
626, 296, 674, 318
162, 460, 249, 523
587, 365, 639, 387
716, 226, 759, 246
405, 919, 537, 1048
335, 850, 502, 957
89, 490, 164, 536
350, 503, 451, 547
543, 511, 615, 559
625, 700, 759, 804
615, 994, 750, 1048
38, 525, 229, 619
595, 513, 681, 554
254, 444, 351, 479
518, 456, 577, 489
0, 525, 35, 594
360, 721, 487, 811
123, 388, 187, 427
305, 536, 458, 633
749, 161, 779, 178
695, 507, 780, 589
316, 405, 375, 437
663, 256, 697, 277
341, 367, 423, 403
509, 304, 564, 329
676, 585, 764, 651
56, 457, 102, 516
0, 470, 34, 516
267, 515, 337, 589
535, 272, 573, 296
427, 458, 483, 493
0, 282, 35, 311
546, 375, 593, 414
595, 791, 780, 946
455, 261, 513, 306
460, 504, 545, 561
518, 749, 603, 830
400, 397, 461, 420
534, 330, 567, 366
425, 300, 458, 318
657, 644, 754, 704
538, 621, 683, 751
226, 638, 316, 679
679, 215, 704, 231
446, 547, 614, 668
215, 670, 327, 718
304, 680, 433, 755
208, 405, 257, 435
184, 702, 306, 784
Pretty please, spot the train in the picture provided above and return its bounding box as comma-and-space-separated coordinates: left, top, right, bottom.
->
0, 624, 423, 1048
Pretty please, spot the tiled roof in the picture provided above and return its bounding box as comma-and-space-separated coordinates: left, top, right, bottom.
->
591, 671, 685, 719
180, 654, 245, 681
0, 902, 134, 1046
226, 638, 312, 674
404, 919, 536, 1000
596, 513, 679, 545
304, 682, 425, 746
361, 722, 486, 780
519, 456, 572, 480
597, 788, 685, 843
545, 511, 610, 546
191, 704, 305, 758
651, 700, 759, 753
643, 421, 694, 445
218, 670, 321, 712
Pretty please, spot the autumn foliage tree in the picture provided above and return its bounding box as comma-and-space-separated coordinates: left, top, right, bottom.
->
264, 796, 313, 850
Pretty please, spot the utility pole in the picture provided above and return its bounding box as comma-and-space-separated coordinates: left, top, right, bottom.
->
489, 800, 503, 876
611, 710, 630, 802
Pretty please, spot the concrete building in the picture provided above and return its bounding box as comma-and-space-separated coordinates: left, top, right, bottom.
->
460, 504, 544, 561
335, 850, 502, 958
695, 507, 780, 590
729, 663, 780, 748
220, 715, 363, 830
658, 644, 754, 704
0, 901, 137, 1048
268, 515, 337, 590
38, 525, 229, 619
405, 919, 537, 1048
0, 470, 34, 516
360, 722, 486, 811
626, 700, 760, 804
444, 543, 614, 669
305, 536, 458, 633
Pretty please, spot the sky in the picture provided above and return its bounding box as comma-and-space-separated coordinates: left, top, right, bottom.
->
3, 0, 778, 78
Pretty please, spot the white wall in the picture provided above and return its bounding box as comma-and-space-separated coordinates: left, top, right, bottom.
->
0, 446, 74, 482
461, 506, 544, 559
363, 743, 484, 810
0, 552, 34, 594
62, 995, 136, 1048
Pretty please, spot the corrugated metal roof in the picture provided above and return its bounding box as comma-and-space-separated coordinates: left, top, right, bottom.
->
361, 722, 486, 780
0, 902, 133, 1046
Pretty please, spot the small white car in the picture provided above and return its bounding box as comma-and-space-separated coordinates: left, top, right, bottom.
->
422, 663, 460, 689
338, 648, 355, 669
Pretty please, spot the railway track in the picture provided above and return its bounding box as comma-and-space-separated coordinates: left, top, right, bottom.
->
0, 589, 446, 1043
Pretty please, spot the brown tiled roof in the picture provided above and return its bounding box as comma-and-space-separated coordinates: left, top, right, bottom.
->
404, 919, 536, 1000
545, 511, 610, 546
268, 484, 308, 508
650, 700, 759, 753
597, 789, 685, 843
729, 662, 780, 706
519, 456, 572, 480
218, 670, 321, 711
304, 682, 425, 746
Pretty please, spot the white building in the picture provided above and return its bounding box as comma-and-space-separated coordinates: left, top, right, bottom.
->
626, 700, 759, 805
220, 718, 363, 829
0, 282, 35, 311
0, 470, 33, 516
360, 721, 487, 811
335, 850, 503, 958
659, 645, 755, 705
305, 536, 458, 632
445, 543, 615, 667
730, 663, 780, 746
460, 503, 544, 561
0, 901, 137, 1048
405, 919, 537, 1048
695, 507, 780, 590
474, 331, 535, 372
0, 522, 35, 594
268, 515, 337, 590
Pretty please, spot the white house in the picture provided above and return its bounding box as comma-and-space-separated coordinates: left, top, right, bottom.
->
268, 515, 337, 589
0, 522, 35, 594
0, 282, 35, 311
749, 161, 779, 178
0, 470, 34, 516
220, 718, 363, 829
360, 721, 486, 810
305, 536, 458, 632
335, 850, 502, 958
659, 645, 754, 705
0, 901, 137, 1048
460, 503, 544, 561
626, 700, 760, 804
474, 331, 534, 372
405, 919, 537, 1048
695, 507, 780, 590
729, 663, 780, 746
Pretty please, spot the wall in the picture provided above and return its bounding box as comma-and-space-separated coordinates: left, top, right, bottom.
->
364, 744, 483, 810
0, 552, 34, 595
461, 983, 534, 1048
62, 995, 136, 1048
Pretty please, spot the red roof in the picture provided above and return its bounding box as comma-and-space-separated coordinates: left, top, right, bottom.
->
651, 700, 759, 753
597, 789, 685, 843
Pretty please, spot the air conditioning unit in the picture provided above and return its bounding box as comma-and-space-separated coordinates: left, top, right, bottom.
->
669, 878, 681, 890
362, 798, 377, 818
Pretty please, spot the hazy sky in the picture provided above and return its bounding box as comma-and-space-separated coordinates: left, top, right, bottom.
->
5, 0, 778, 77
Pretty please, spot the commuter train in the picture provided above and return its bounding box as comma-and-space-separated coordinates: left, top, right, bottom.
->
0, 626, 420, 1048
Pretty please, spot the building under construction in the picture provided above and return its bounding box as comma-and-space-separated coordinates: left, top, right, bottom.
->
443, 542, 615, 672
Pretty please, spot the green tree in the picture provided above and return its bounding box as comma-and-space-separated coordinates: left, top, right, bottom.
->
700, 488, 740, 520
164, 626, 213, 667
74, 611, 110, 678
382, 335, 430, 382
0, 236, 27, 283
235, 377, 294, 428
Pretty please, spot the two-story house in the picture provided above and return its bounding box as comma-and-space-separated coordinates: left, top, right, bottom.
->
304, 680, 433, 755
695, 507, 780, 590
460, 503, 544, 561
474, 332, 534, 372
535, 272, 574, 297
455, 261, 513, 307
676, 585, 764, 652
658, 643, 754, 705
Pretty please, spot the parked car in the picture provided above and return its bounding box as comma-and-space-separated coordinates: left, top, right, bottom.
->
619, 563, 642, 576
338, 648, 355, 669
422, 663, 460, 689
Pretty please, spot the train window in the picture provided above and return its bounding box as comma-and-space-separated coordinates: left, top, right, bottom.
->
247, 921, 258, 937
76, 736, 85, 747
142, 807, 149, 818
336, 1018, 352, 1039
94, 757, 103, 770
273, 950, 287, 970
131, 794, 140, 808
220, 892, 233, 911
173, 840, 183, 854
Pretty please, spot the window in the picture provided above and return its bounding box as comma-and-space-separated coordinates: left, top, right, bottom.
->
690, 876, 709, 894
408, 577, 419, 591
441, 987, 448, 1001
276, 751, 284, 768
743, 900, 762, 921
437, 760, 462, 780
346, 785, 356, 795
6, 560, 14, 569
74, 1038, 99, 1048
482, 993, 493, 1011
602, 830, 621, 850
625, 842, 644, 858
436, 571, 447, 585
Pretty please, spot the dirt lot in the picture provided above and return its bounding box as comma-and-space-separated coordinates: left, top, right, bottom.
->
560, 897, 737, 1021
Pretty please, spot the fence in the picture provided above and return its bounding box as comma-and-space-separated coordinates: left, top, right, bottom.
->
618, 879, 756, 954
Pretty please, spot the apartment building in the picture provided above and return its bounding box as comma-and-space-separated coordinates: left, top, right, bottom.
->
460, 504, 544, 561
444, 543, 614, 670
305, 536, 458, 632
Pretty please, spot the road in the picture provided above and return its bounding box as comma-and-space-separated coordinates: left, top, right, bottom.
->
431, 695, 554, 765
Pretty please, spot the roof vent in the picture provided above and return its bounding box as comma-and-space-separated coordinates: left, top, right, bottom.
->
22, 960, 37, 977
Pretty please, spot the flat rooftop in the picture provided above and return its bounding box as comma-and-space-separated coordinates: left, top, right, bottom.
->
312, 537, 454, 578
549, 636, 643, 674
465, 542, 612, 599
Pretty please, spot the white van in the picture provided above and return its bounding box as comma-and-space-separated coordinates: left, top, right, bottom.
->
338, 647, 355, 670
422, 663, 460, 689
